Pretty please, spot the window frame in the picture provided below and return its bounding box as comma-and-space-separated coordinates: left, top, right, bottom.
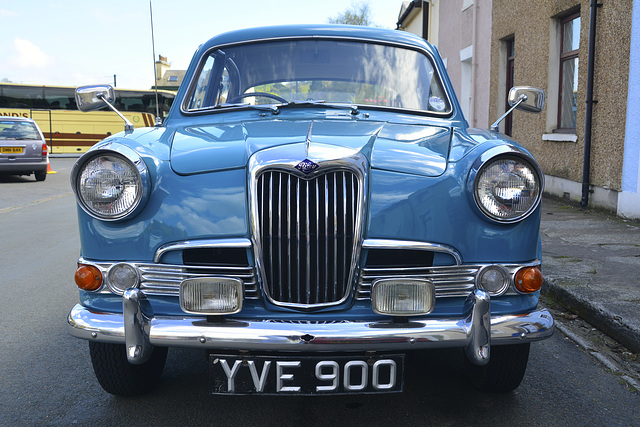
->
504, 37, 515, 136
557, 11, 580, 132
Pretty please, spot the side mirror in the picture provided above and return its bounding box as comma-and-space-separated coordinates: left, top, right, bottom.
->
508, 86, 545, 113
490, 86, 545, 132
75, 84, 133, 132
75, 85, 116, 112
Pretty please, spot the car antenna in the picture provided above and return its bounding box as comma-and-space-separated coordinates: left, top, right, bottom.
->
150, 1, 162, 126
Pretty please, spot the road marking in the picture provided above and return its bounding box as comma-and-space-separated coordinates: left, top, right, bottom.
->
0, 192, 74, 214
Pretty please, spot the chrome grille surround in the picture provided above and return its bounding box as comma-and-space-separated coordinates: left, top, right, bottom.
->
249, 145, 368, 310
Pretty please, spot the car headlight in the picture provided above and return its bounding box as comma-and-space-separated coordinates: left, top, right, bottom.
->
473, 154, 542, 223
71, 145, 150, 220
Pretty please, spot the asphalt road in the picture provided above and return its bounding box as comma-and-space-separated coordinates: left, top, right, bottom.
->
1, 158, 639, 426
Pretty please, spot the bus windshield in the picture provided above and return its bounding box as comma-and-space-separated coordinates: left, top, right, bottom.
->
185, 39, 451, 114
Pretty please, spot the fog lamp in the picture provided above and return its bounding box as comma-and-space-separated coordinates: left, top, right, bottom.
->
180, 277, 243, 315
75, 264, 102, 291
107, 263, 140, 294
514, 267, 543, 293
371, 279, 435, 316
477, 265, 509, 295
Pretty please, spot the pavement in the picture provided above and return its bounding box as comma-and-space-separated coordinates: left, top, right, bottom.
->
540, 196, 640, 353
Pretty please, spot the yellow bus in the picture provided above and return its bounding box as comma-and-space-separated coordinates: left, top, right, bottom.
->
0, 83, 175, 154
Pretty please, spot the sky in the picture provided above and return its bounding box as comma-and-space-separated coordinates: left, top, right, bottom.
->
0, 0, 405, 90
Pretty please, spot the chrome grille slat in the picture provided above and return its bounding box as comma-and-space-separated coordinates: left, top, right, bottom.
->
257, 170, 358, 306
358, 265, 481, 299
126, 262, 257, 298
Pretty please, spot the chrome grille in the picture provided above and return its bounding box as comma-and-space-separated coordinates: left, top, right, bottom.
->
257, 170, 359, 305
91, 261, 259, 299
358, 265, 480, 299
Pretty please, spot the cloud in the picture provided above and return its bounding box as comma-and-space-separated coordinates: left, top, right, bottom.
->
11, 37, 52, 68
0, 9, 17, 19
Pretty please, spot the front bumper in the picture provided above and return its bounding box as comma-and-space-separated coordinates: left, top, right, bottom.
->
68, 288, 554, 366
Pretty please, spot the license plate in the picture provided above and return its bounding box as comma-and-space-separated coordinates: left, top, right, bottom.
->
210, 354, 404, 395
1, 147, 23, 154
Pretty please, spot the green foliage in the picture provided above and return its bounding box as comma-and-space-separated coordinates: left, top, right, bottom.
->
328, 1, 373, 26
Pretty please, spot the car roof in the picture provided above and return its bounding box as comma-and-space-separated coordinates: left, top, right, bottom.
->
198, 24, 436, 55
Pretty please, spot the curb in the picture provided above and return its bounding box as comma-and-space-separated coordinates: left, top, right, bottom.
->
542, 278, 640, 353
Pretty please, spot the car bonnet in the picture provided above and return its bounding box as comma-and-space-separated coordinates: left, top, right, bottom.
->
170, 119, 451, 177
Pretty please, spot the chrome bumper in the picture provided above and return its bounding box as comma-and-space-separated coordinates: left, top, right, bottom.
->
67, 289, 554, 366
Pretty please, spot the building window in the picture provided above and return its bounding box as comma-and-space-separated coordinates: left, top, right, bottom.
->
505, 37, 515, 136
558, 12, 580, 130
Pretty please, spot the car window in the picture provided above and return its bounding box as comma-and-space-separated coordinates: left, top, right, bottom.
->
0, 120, 40, 140
185, 39, 450, 114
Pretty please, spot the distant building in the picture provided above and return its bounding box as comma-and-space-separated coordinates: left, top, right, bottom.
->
397, 0, 493, 132
490, 0, 635, 217
397, 0, 640, 219
153, 55, 185, 91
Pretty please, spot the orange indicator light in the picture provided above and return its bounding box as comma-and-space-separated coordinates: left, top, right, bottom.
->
514, 267, 543, 293
75, 264, 102, 291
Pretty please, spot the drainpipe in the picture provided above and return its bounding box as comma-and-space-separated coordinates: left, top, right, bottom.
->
580, 0, 601, 208
470, 0, 478, 127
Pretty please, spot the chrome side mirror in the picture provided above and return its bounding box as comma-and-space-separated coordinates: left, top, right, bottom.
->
75, 85, 116, 112
490, 86, 545, 132
508, 86, 545, 113
75, 84, 133, 132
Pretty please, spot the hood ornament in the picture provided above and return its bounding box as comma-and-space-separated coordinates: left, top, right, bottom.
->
295, 159, 319, 175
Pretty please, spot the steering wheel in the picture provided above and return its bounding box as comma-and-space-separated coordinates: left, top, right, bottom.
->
228, 92, 288, 104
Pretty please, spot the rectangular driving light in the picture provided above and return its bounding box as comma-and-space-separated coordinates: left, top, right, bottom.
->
180, 277, 243, 315
371, 279, 435, 316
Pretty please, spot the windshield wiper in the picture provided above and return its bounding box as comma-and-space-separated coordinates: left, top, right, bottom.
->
279, 100, 360, 115
212, 103, 281, 114
211, 100, 360, 116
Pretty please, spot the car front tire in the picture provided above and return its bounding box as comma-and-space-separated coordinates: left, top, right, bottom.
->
464, 343, 530, 392
89, 341, 168, 396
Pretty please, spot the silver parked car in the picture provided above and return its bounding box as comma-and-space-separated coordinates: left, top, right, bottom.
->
0, 117, 49, 181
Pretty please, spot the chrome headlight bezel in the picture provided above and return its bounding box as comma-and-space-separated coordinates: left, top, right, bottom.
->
468, 146, 543, 224
71, 143, 151, 221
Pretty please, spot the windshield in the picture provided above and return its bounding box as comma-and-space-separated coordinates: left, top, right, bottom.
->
185, 39, 451, 114
0, 120, 40, 140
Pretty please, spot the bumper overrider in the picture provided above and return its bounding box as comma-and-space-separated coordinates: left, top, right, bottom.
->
67, 288, 554, 366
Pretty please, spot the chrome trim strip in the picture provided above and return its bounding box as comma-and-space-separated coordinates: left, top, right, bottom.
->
362, 239, 463, 265
358, 260, 541, 299
80, 257, 258, 299
67, 300, 554, 353
154, 238, 252, 263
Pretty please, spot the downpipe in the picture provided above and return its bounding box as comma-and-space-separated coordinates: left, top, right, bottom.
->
581, 0, 602, 208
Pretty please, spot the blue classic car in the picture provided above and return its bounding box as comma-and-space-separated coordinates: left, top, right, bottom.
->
68, 25, 553, 396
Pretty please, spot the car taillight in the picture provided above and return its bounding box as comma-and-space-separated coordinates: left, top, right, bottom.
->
42, 143, 48, 157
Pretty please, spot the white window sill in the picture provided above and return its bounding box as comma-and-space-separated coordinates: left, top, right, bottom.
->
542, 133, 578, 142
